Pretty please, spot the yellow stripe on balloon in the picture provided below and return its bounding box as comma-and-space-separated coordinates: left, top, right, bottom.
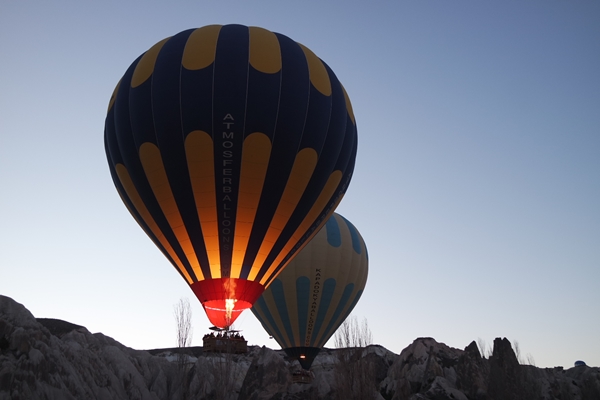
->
248, 148, 318, 280
297, 43, 331, 97
139, 142, 204, 281
259, 170, 343, 286
263, 208, 329, 290
185, 131, 221, 279
341, 84, 356, 126
182, 25, 222, 71
131, 37, 170, 88
249, 26, 281, 74
231, 133, 272, 278
115, 164, 194, 284
107, 79, 121, 113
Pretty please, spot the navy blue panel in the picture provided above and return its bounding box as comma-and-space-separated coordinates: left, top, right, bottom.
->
151, 29, 212, 279
180, 39, 214, 137
105, 105, 123, 164
334, 114, 358, 175
212, 24, 249, 276
240, 33, 310, 279
308, 122, 357, 239
327, 121, 358, 211
274, 65, 348, 251
105, 145, 184, 281
294, 79, 331, 154
296, 276, 310, 344
128, 70, 157, 147
110, 52, 197, 282
255, 62, 354, 282
243, 66, 281, 140
237, 57, 282, 278
105, 112, 150, 247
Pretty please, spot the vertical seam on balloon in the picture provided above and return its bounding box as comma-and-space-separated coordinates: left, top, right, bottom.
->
282, 272, 301, 347
131, 38, 170, 88
232, 133, 272, 278
340, 84, 355, 126
296, 276, 310, 347
258, 170, 343, 286
107, 80, 121, 113
182, 26, 221, 71
139, 142, 205, 281
247, 148, 318, 280
297, 43, 332, 97
311, 220, 345, 347
248, 27, 282, 73
260, 288, 292, 348
233, 35, 252, 279
185, 131, 220, 279
253, 296, 288, 348
115, 164, 194, 284
325, 214, 342, 247
340, 215, 362, 254
271, 280, 296, 347
309, 278, 336, 347
317, 284, 358, 348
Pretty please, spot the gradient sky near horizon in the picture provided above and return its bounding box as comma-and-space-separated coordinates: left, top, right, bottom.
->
1, 1, 598, 369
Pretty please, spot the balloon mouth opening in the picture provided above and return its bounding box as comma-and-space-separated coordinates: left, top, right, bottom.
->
191, 278, 265, 328
203, 299, 252, 328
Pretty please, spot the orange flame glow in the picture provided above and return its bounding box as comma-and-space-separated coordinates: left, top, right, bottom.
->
225, 298, 237, 326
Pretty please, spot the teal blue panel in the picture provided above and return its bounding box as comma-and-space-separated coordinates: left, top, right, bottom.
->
270, 279, 295, 345
325, 215, 341, 247
318, 283, 356, 347
340, 215, 361, 254
310, 278, 336, 346
253, 295, 286, 345
296, 276, 310, 344
346, 289, 363, 316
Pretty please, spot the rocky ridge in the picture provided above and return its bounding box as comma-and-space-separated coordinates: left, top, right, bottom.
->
1, 295, 598, 400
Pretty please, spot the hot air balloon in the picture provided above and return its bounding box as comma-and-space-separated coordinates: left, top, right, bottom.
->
251, 213, 368, 370
104, 25, 357, 328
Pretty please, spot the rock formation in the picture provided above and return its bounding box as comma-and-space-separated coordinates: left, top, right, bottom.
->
1, 295, 599, 399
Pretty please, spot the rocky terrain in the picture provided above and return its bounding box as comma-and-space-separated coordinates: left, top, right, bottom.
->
1, 295, 599, 400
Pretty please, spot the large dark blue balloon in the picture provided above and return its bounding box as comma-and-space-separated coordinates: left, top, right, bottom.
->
105, 25, 357, 327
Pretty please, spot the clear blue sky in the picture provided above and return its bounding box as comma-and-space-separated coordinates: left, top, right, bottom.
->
1, 1, 598, 368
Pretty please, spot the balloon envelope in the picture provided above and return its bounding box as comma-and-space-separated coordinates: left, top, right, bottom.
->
251, 213, 368, 369
104, 25, 357, 327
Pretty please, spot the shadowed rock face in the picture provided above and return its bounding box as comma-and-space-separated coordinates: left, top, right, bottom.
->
36, 319, 86, 338
1, 295, 599, 400
379, 337, 600, 400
